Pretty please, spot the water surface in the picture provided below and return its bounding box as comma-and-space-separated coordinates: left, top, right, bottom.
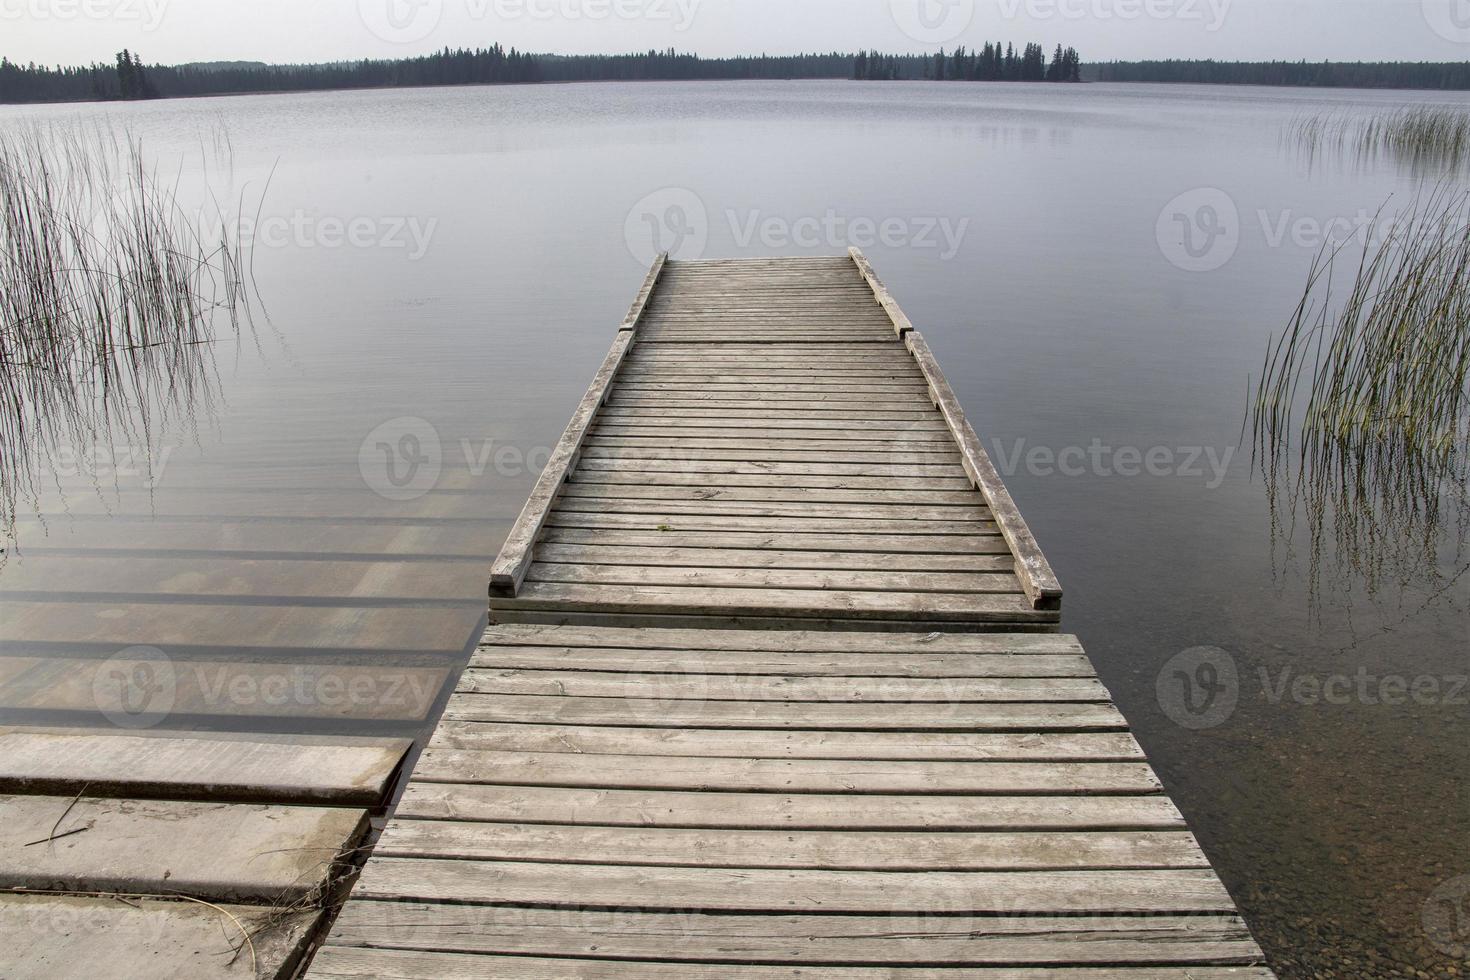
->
2, 80, 1468, 978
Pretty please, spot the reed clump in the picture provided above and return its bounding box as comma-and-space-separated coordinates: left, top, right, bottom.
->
1251, 185, 1470, 599
0, 121, 257, 545
1287, 105, 1470, 175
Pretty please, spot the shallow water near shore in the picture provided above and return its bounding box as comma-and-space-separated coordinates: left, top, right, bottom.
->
1, 79, 1468, 977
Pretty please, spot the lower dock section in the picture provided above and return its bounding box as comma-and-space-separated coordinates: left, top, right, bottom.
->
311, 624, 1270, 977
0, 728, 409, 979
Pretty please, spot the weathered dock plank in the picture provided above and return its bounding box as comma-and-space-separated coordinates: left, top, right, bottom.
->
326, 905, 1259, 966
0, 894, 320, 979
0, 729, 410, 805
311, 949, 1278, 979
0, 794, 366, 902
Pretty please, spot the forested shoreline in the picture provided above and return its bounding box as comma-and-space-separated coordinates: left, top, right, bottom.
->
1092, 59, 1470, 90
0, 47, 857, 103
5, 47, 1470, 104
1, 45, 1079, 104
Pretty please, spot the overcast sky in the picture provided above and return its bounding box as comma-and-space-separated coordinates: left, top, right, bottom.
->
5, 0, 1466, 67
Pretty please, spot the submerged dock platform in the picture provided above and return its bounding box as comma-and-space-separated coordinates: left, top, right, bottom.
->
311, 254, 1271, 977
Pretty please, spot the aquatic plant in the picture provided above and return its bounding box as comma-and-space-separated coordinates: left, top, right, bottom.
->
1251, 185, 1470, 601
0, 120, 258, 547
1286, 105, 1470, 175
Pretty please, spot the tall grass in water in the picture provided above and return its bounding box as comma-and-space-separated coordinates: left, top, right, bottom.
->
1287, 106, 1470, 175
1251, 186, 1470, 602
0, 121, 258, 546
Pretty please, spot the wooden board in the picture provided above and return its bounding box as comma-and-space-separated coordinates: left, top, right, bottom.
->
428, 722, 1146, 760
0, 794, 367, 902
327, 903, 1260, 965
0, 657, 449, 723
0, 893, 319, 980
371, 822, 1207, 870
311, 623, 1271, 977
0, 729, 410, 805
393, 783, 1187, 830
310, 949, 1277, 979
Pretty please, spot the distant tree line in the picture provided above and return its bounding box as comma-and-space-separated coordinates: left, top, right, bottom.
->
856, 44, 1081, 82
1091, 59, 1470, 90
1, 47, 861, 103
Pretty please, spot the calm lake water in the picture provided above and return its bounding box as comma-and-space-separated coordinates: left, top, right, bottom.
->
2, 80, 1468, 977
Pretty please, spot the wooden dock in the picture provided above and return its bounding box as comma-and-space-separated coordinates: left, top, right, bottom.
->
311, 254, 1272, 977
0, 727, 409, 979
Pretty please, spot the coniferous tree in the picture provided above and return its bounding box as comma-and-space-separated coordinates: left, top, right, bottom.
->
115, 49, 136, 98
